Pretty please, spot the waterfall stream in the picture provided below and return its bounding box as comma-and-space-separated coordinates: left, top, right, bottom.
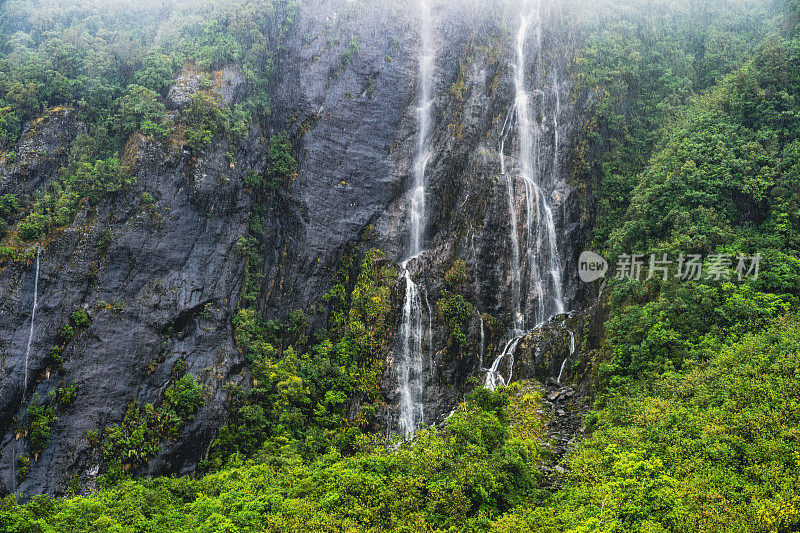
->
397, 0, 435, 437
478, 312, 485, 369
486, 1, 567, 390
558, 328, 575, 385
398, 268, 425, 435
22, 245, 41, 395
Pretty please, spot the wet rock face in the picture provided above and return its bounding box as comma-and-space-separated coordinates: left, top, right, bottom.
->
257, 0, 598, 432
261, 0, 419, 326
0, 121, 263, 496
0, 0, 600, 495
514, 315, 583, 386
167, 65, 248, 109
0, 108, 83, 199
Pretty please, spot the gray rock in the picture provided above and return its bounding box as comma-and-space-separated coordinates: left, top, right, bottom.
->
166, 65, 247, 110
0, 0, 602, 496
0, 120, 264, 497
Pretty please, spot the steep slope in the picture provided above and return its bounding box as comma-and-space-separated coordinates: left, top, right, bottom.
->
0, 0, 777, 502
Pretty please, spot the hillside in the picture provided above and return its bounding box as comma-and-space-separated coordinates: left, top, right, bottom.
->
0, 0, 799, 530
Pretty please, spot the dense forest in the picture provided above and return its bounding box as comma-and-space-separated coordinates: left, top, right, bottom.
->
0, 0, 799, 531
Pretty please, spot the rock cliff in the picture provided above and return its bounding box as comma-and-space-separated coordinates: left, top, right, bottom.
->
0, 0, 600, 497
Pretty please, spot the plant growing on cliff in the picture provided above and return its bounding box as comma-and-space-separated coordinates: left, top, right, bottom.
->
100, 371, 204, 484
21, 384, 79, 461
437, 260, 475, 359
184, 92, 231, 154
17, 157, 133, 242
266, 132, 297, 190
117, 85, 169, 139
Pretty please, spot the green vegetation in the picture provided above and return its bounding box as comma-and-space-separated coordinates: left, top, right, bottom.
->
3, 0, 800, 531
0, 193, 18, 238
18, 155, 133, 241
44, 309, 92, 374
118, 85, 169, 139
438, 260, 476, 359
17, 384, 78, 479
0, 385, 545, 531
0, 0, 298, 246
210, 248, 395, 468
493, 317, 800, 531
265, 132, 297, 190
101, 369, 204, 485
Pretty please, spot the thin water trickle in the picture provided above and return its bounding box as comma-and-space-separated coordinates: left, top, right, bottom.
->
397, 0, 435, 437
558, 329, 575, 386
478, 312, 485, 369
22, 245, 41, 395
485, 335, 522, 390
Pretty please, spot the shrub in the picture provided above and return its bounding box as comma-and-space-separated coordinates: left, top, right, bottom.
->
118, 85, 169, 138
266, 132, 296, 190
163, 374, 204, 424
0, 194, 19, 219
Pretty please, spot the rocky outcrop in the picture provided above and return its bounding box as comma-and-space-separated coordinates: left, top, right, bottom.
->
0, 0, 602, 496
0, 107, 83, 198
167, 65, 248, 109
0, 114, 264, 496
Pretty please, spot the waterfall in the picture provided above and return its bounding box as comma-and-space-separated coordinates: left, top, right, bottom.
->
22, 245, 41, 395
486, 1, 568, 390
398, 269, 425, 435
478, 312, 485, 369
397, 0, 435, 437
485, 336, 521, 389
558, 328, 575, 385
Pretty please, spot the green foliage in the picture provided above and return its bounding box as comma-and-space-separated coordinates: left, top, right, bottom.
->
597, 24, 800, 388
437, 260, 475, 358
242, 169, 262, 188
0, 106, 22, 146
575, 0, 770, 247
16, 456, 30, 479
17, 156, 133, 241
437, 292, 475, 359
0, 194, 19, 219
496, 317, 800, 532
0, 0, 298, 244
342, 35, 360, 65
101, 403, 162, 484
184, 92, 231, 154
95, 229, 113, 255
266, 131, 296, 190
0, 193, 17, 238
24, 395, 56, 457
43, 309, 91, 373
211, 249, 394, 468
21, 384, 78, 460
163, 374, 204, 427
117, 84, 169, 138
1, 386, 545, 531
101, 371, 204, 484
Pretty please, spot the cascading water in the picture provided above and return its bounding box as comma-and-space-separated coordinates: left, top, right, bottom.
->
478, 312, 485, 369
558, 328, 575, 385
397, 0, 435, 437
486, 1, 567, 390
22, 245, 41, 394
398, 271, 425, 435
